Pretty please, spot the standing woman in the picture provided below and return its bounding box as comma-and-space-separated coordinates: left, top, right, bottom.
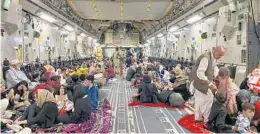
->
15, 90, 58, 128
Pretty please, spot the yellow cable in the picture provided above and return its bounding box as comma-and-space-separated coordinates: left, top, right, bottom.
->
120, 0, 123, 20
145, 0, 151, 18
92, 0, 99, 19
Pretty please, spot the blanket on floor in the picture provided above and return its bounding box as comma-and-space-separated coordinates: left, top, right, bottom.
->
128, 101, 185, 109
178, 114, 212, 134
33, 99, 112, 133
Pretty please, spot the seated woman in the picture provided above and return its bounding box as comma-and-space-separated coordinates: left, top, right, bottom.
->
84, 75, 99, 110
6, 81, 30, 111
57, 88, 92, 124
134, 75, 159, 103
0, 83, 13, 124
216, 67, 239, 114
15, 90, 58, 128
55, 85, 68, 110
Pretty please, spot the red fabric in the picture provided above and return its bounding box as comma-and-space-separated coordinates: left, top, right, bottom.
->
178, 114, 212, 134
106, 67, 116, 78
58, 103, 67, 115
128, 101, 185, 109
254, 100, 260, 120
32, 83, 47, 98
247, 68, 260, 93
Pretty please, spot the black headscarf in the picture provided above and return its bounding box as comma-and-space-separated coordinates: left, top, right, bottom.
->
13, 80, 28, 96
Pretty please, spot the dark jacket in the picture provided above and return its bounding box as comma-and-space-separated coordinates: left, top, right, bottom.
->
138, 75, 158, 103
84, 85, 98, 110
27, 102, 58, 128
70, 88, 92, 123
207, 100, 235, 133
239, 77, 249, 90
126, 67, 135, 81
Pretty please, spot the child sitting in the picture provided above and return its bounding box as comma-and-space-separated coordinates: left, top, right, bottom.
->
207, 91, 237, 133
236, 102, 257, 134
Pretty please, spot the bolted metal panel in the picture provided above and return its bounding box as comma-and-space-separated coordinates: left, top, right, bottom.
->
247, 19, 260, 74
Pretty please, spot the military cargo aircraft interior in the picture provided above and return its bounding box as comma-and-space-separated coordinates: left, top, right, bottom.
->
1, 0, 260, 133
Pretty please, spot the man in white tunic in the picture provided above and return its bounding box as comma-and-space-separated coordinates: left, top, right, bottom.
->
190, 46, 225, 123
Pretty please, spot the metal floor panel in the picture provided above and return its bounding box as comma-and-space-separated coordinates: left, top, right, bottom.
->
99, 79, 192, 133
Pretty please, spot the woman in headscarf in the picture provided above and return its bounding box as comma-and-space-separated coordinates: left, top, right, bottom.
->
136, 75, 159, 103
14, 90, 58, 128
6, 80, 30, 110
216, 67, 239, 114
57, 87, 92, 124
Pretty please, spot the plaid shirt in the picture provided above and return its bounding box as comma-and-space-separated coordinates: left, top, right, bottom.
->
236, 114, 251, 134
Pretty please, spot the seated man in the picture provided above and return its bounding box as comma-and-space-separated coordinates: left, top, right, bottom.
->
84, 75, 98, 110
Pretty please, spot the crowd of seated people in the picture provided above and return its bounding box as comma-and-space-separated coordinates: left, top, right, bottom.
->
128, 56, 260, 134
0, 58, 117, 133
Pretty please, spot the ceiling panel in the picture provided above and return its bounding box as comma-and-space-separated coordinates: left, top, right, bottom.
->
70, 0, 170, 20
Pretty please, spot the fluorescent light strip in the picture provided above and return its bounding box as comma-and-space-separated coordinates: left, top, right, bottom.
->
169, 26, 179, 32
80, 33, 86, 37
39, 13, 56, 23
64, 25, 74, 31
187, 15, 202, 24
157, 33, 163, 38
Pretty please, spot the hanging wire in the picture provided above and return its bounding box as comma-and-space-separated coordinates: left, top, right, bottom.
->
120, 0, 123, 21
92, 0, 99, 19
145, 0, 152, 18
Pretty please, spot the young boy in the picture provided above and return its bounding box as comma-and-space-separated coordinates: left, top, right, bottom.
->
207, 91, 236, 133
236, 102, 256, 134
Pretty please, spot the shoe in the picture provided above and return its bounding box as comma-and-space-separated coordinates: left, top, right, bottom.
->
6, 124, 23, 132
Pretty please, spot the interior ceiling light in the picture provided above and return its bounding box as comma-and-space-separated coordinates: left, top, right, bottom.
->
151, 37, 155, 40
39, 12, 56, 23
169, 26, 179, 32
187, 14, 202, 24
157, 33, 163, 37
80, 33, 86, 37
64, 25, 74, 31
88, 36, 92, 41
61, 30, 69, 35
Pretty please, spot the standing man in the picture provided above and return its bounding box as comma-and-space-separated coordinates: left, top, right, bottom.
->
112, 47, 123, 77
190, 46, 225, 123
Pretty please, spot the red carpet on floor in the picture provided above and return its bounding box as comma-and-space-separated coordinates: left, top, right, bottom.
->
178, 114, 213, 134
128, 101, 185, 109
